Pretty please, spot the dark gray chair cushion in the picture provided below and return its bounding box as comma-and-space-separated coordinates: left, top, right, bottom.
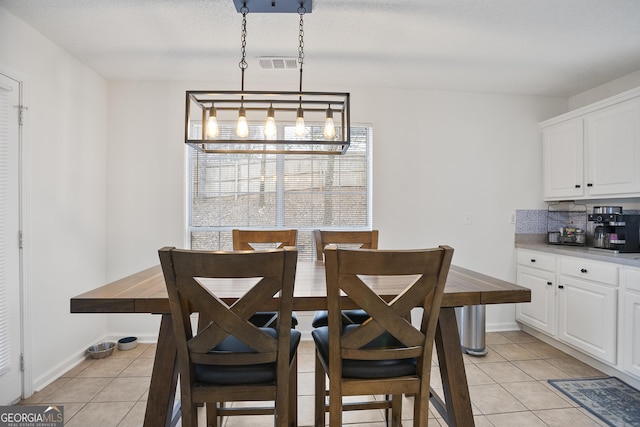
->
195, 328, 301, 385
311, 309, 369, 328
311, 325, 416, 379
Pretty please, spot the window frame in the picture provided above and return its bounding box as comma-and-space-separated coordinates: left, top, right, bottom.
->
186, 122, 373, 260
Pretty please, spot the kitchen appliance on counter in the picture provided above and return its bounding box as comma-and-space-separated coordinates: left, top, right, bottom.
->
546, 202, 587, 247
588, 206, 640, 253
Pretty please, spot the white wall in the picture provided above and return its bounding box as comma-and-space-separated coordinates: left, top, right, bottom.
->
0, 7, 108, 392
105, 80, 567, 334
364, 88, 567, 328
104, 81, 187, 337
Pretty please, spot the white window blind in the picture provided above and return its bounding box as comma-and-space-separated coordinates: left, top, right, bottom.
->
187, 123, 373, 260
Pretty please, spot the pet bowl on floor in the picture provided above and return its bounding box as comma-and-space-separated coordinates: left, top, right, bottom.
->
117, 336, 138, 351
87, 342, 116, 359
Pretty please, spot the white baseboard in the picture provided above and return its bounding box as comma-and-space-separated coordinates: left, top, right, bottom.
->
487, 321, 520, 332
104, 333, 159, 344
32, 334, 109, 393
32, 333, 160, 394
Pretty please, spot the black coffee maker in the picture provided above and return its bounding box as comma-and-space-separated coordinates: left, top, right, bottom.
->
588, 207, 640, 253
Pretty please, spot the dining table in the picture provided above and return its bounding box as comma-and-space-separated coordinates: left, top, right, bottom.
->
70, 261, 530, 427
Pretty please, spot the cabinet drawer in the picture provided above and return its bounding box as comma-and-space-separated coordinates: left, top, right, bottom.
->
517, 250, 556, 272
559, 257, 618, 286
625, 267, 640, 293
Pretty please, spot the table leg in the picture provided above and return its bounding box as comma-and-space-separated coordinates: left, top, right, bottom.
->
432, 307, 474, 427
144, 314, 180, 427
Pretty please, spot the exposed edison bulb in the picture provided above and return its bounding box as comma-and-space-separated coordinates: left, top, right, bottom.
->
206, 107, 219, 139
323, 107, 335, 139
294, 107, 306, 137
264, 105, 277, 138
236, 106, 249, 138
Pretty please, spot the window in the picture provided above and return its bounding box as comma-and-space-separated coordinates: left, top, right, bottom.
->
187, 123, 372, 260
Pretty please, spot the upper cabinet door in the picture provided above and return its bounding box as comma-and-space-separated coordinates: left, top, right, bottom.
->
585, 99, 640, 197
543, 118, 584, 200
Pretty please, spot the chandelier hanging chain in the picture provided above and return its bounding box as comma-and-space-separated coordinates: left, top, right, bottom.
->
239, 5, 249, 92
297, 8, 305, 95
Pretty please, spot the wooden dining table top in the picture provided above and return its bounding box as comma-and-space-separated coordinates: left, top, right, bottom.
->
70, 262, 531, 314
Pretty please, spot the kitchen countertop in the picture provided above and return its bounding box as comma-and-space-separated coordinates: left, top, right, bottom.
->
515, 238, 640, 268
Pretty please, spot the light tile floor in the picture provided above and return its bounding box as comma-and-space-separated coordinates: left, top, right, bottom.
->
18, 331, 610, 426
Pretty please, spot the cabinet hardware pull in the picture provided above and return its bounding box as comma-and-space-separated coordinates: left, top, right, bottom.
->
558, 285, 564, 289
580, 268, 587, 273
547, 281, 552, 286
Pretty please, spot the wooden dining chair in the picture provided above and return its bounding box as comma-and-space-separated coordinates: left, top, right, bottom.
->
232, 229, 299, 328
313, 229, 379, 261
158, 246, 300, 427
233, 229, 298, 251
311, 230, 379, 328
312, 245, 454, 427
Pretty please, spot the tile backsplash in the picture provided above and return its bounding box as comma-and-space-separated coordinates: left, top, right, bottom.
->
516, 209, 587, 234
515, 210, 547, 234
515, 206, 640, 241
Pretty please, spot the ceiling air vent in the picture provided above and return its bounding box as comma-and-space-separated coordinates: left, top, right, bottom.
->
258, 57, 299, 70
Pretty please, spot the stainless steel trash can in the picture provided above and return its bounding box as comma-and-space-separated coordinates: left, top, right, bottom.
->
455, 305, 488, 356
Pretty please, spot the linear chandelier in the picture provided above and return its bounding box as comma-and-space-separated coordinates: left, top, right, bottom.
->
185, 0, 351, 155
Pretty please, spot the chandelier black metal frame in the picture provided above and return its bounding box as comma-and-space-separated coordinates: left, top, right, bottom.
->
185, 0, 351, 155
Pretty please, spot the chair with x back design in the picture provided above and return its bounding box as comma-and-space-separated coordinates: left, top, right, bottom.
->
312, 244, 454, 427
311, 230, 379, 328
232, 229, 299, 328
159, 246, 300, 427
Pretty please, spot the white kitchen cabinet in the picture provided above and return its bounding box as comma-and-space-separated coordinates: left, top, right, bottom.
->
542, 118, 584, 200
556, 276, 618, 364
516, 250, 557, 335
585, 99, 640, 197
541, 92, 640, 201
516, 265, 556, 335
623, 267, 640, 378
557, 257, 618, 364
516, 249, 619, 364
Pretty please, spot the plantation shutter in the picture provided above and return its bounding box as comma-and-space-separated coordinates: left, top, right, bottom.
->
0, 79, 11, 375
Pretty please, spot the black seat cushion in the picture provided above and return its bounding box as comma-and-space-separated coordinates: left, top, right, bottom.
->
250, 311, 299, 328
311, 309, 369, 328
311, 325, 416, 379
195, 328, 301, 385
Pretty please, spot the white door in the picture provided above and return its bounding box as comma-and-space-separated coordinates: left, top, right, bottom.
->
0, 73, 23, 404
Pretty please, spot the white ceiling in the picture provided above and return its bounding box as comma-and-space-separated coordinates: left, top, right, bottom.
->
2, 0, 640, 97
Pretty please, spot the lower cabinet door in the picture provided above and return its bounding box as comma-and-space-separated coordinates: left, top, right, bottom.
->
557, 276, 617, 364
623, 285, 640, 378
516, 266, 556, 335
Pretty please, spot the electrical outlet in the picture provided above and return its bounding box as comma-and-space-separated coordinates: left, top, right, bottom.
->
463, 213, 472, 225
